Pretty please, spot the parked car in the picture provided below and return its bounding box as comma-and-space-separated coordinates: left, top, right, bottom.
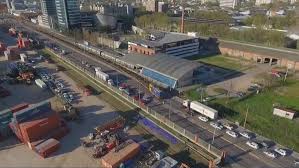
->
226, 130, 238, 138
261, 140, 274, 149
274, 148, 287, 156
141, 95, 151, 104
223, 123, 234, 130
198, 115, 209, 122
203, 97, 215, 102
240, 132, 253, 139
210, 122, 223, 130
246, 141, 260, 149
263, 151, 277, 159
294, 160, 299, 166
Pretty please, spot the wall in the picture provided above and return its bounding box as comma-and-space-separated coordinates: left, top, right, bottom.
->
219, 46, 299, 71
128, 44, 155, 55
97, 36, 121, 49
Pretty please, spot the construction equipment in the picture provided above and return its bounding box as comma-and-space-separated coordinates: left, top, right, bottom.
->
60, 104, 80, 121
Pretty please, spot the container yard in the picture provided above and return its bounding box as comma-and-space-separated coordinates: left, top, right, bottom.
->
3, 100, 69, 158
101, 139, 140, 168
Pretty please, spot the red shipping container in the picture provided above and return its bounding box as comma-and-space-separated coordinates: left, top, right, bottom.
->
51, 126, 69, 140
9, 122, 23, 143
35, 138, 60, 158
29, 139, 46, 150
10, 103, 29, 113
20, 113, 60, 142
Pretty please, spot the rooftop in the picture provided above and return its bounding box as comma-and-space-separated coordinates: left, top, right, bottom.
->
121, 52, 201, 80
131, 31, 198, 48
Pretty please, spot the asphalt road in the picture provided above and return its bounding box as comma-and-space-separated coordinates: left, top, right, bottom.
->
13, 23, 299, 168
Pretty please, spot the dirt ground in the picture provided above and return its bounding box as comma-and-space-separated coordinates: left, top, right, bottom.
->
0, 61, 121, 167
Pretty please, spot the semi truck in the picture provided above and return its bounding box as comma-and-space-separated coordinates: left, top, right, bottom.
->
183, 100, 218, 120
95, 69, 109, 82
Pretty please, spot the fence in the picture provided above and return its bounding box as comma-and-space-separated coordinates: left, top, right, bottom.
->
45, 46, 224, 163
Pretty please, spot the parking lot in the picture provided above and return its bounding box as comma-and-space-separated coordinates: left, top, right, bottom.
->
0, 58, 124, 167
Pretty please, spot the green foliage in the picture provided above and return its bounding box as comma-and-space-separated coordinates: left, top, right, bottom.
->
135, 13, 171, 31
210, 79, 299, 151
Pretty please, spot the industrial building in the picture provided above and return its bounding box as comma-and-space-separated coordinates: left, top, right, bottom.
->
219, 42, 299, 71
118, 53, 201, 88
128, 31, 200, 58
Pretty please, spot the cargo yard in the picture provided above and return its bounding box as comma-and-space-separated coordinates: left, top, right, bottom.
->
0, 27, 201, 168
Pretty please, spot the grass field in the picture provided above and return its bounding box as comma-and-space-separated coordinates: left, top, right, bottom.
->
209, 78, 299, 152
41, 49, 210, 167
188, 55, 253, 71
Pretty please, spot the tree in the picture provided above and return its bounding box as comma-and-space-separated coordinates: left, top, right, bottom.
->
252, 14, 268, 28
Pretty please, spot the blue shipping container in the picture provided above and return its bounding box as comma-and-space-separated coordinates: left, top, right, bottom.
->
13, 101, 52, 123
0, 109, 13, 123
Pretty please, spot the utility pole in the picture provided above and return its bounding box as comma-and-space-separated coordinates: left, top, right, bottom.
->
212, 127, 216, 145
168, 100, 171, 121
200, 87, 204, 102
284, 67, 289, 82
138, 81, 141, 106
244, 105, 249, 128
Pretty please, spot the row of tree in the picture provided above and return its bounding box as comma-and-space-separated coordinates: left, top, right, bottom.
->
135, 11, 295, 48
244, 12, 297, 29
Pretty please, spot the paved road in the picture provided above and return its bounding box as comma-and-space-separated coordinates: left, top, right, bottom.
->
13, 23, 299, 168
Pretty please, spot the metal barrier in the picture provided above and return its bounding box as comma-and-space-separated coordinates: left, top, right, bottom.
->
46, 46, 224, 164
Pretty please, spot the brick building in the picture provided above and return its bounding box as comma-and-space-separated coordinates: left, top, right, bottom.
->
219, 42, 299, 71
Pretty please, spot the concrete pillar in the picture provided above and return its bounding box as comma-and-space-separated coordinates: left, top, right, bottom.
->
269, 58, 273, 66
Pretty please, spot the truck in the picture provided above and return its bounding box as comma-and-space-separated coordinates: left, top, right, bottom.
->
20, 53, 27, 62
35, 79, 47, 89
96, 70, 109, 82
183, 100, 218, 120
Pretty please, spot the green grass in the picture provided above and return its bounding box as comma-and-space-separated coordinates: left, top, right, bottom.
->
41, 49, 211, 167
188, 55, 253, 71
209, 79, 299, 152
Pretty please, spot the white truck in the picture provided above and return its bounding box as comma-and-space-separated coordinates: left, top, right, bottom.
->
20, 53, 27, 62
35, 79, 47, 89
96, 70, 109, 82
183, 100, 218, 119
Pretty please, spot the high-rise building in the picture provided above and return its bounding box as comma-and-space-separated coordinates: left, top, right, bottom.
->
40, 0, 57, 28
55, 0, 81, 29
219, 0, 239, 8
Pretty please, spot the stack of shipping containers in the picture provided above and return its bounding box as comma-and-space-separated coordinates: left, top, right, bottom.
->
0, 100, 69, 158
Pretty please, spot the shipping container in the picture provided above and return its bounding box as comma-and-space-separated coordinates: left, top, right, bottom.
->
10, 103, 29, 113
28, 138, 46, 150
101, 140, 140, 168
35, 138, 60, 158
0, 124, 13, 139
96, 70, 109, 81
0, 109, 13, 123
35, 79, 47, 89
19, 113, 60, 142
183, 100, 218, 119
9, 122, 23, 142
13, 100, 52, 123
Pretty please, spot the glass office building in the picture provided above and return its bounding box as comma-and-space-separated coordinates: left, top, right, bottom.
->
55, 0, 81, 29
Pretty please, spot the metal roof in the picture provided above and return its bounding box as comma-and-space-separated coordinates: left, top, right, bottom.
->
121, 52, 201, 80
131, 32, 198, 48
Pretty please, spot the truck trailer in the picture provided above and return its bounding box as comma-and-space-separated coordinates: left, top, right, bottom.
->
35, 79, 47, 89
183, 100, 218, 119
